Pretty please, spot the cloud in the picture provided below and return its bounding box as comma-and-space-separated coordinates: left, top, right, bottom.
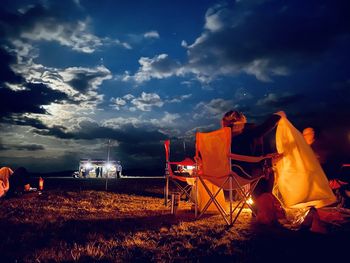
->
144, 30, 160, 39
110, 92, 164, 112
112, 39, 132, 49
184, 1, 350, 82
31, 118, 167, 147
62, 66, 112, 93
0, 47, 24, 84
130, 92, 164, 111
21, 19, 103, 53
0, 4, 97, 53
0, 82, 69, 118
194, 98, 233, 119
165, 94, 192, 103
0, 3, 131, 54
0, 38, 112, 132
110, 97, 127, 110
102, 117, 145, 130
122, 54, 182, 83
9, 144, 45, 151
150, 112, 181, 126
256, 93, 303, 108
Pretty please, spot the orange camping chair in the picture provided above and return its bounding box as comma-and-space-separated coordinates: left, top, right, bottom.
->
164, 140, 195, 206
194, 127, 265, 225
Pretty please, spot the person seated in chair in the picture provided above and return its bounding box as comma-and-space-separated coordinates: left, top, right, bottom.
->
221, 110, 285, 198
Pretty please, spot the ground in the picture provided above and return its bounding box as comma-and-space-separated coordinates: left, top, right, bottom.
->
0, 177, 350, 262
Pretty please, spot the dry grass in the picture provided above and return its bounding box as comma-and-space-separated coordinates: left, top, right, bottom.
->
1, 178, 350, 262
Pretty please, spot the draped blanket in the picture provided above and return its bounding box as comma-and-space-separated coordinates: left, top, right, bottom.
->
273, 117, 336, 209
0, 167, 13, 197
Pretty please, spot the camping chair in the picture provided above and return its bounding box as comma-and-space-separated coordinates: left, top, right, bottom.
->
194, 127, 265, 225
164, 140, 195, 206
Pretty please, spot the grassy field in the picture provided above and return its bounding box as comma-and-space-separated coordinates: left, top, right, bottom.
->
1, 177, 350, 262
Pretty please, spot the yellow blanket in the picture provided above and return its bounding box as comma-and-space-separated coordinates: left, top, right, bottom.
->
273, 117, 336, 208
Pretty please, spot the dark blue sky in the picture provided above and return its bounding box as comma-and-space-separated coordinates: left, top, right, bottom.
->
0, 0, 349, 173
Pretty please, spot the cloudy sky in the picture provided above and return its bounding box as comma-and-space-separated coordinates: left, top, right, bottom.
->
1, 0, 350, 174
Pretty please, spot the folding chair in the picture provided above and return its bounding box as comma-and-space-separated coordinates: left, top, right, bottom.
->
194, 127, 265, 225
164, 140, 195, 206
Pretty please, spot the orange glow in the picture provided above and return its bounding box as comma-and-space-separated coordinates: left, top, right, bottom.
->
246, 196, 254, 205
39, 177, 44, 191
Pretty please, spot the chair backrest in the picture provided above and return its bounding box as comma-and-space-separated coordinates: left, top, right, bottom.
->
196, 127, 232, 179
164, 140, 170, 162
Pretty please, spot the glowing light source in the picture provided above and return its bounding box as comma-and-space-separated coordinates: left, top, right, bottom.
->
105, 163, 112, 170
84, 162, 92, 169
186, 165, 194, 170
246, 196, 254, 205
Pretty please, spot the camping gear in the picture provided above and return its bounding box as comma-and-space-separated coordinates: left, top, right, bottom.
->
194, 127, 265, 225
273, 116, 336, 209
164, 140, 196, 206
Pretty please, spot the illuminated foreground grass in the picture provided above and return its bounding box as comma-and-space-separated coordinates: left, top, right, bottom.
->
0, 183, 349, 262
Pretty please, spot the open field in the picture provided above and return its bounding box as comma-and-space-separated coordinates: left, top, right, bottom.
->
1, 177, 350, 262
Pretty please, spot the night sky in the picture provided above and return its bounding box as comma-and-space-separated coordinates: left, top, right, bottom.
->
1, 0, 349, 174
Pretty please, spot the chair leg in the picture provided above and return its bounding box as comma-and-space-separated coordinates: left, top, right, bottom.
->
232, 202, 245, 225
229, 177, 233, 225
197, 177, 230, 225
195, 176, 198, 218
198, 177, 227, 216
165, 175, 169, 206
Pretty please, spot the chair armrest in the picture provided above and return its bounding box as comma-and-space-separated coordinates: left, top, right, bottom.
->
231, 164, 253, 178
228, 153, 265, 163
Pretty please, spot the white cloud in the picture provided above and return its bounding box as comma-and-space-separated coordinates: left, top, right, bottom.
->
204, 4, 227, 32
123, 94, 135, 100
194, 98, 233, 119
21, 20, 103, 53
243, 59, 289, 82
150, 112, 180, 126
131, 92, 164, 111
121, 54, 183, 84
60, 65, 112, 91
110, 97, 127, 110
112, 39, 132, 49
102, 117, 145, 129
144, 30, 160, 39
166, 94, 192, 103
9, 40, 113, 127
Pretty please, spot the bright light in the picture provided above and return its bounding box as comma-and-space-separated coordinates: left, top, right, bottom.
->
105, 163, 112, 170
84, 162, 92, 169
186, 165, 194, 170
246, 196, 254, 205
